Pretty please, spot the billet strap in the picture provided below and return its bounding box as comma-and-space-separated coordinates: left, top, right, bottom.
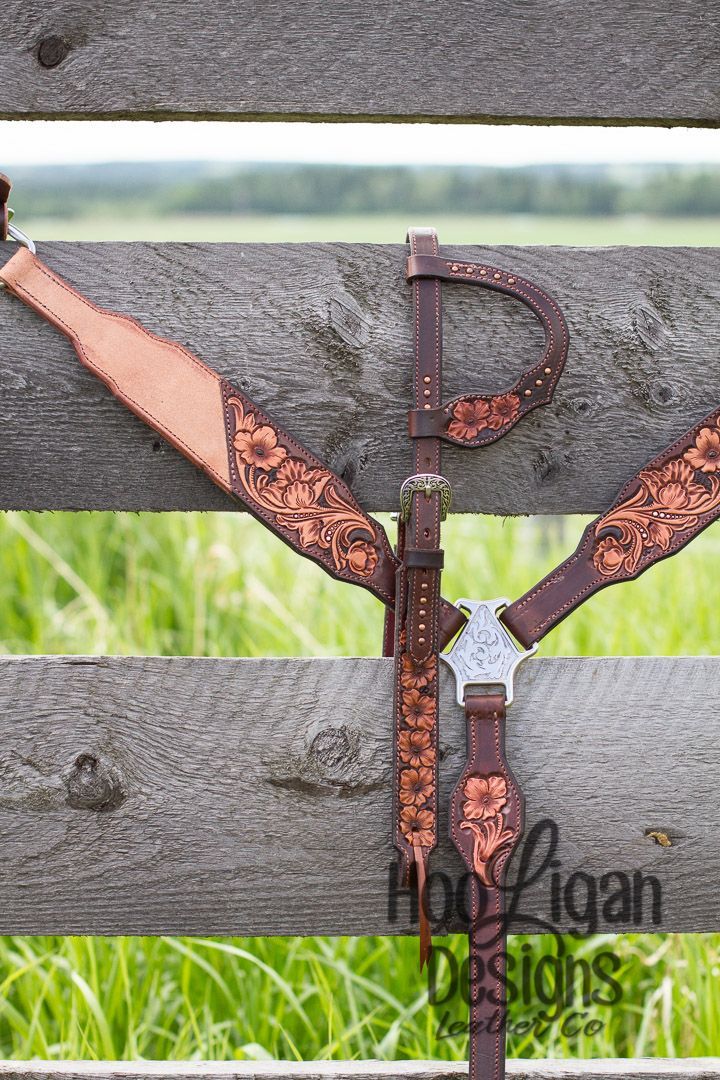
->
502, 404, 720, 648
0, 246, 469, 642
406, 253, 569, 446
450, 692, 523, 1080
393, 227, 444, 965
0, 174, 10, 243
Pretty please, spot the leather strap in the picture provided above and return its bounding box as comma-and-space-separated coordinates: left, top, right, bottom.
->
450, 693, 523, 1080
502, 404, 720, 648
406, 254, 569, 447
0, 174, 11, 243
0, 246, 468, 643
393, 228, 445, 964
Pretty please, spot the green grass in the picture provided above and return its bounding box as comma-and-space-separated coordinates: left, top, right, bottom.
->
22, 212, 720, 246
1, 209, 718, 1062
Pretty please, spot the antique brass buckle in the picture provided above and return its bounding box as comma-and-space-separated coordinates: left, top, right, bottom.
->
399, 473, 452, 522
441, 598, 537, 706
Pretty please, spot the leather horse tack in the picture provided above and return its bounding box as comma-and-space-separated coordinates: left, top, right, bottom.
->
4, 195, 720, 1078
389, 226, 569, 1034
0, 207, 570, 1080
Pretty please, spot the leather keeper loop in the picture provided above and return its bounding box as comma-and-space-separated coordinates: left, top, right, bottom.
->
408, 408, 445, 438
406, 253, 443, 280
404, 547, 444, 569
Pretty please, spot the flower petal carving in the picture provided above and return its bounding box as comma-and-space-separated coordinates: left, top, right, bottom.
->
447, 393, 521, 441
225, 394, 379, 578
591, 431, 720, 578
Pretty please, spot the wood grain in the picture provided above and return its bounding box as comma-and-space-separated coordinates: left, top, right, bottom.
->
0, 1061, 717, 1080
1, 242, 720, 514
0, 653, 716, 937
2, 1, 718, 124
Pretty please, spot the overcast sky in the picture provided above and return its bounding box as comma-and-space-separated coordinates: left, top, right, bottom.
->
2, 121, 719, 166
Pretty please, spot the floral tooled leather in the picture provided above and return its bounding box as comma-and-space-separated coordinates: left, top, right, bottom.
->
405, 254, 570, 448
397, 635, 438, 852
502, 407, 720, 649
592, 426, 720, 577
222, 380, 398, 601
451, 695, 523, 892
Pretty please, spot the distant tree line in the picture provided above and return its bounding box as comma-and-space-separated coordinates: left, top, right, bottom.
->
10, 162, 720, 219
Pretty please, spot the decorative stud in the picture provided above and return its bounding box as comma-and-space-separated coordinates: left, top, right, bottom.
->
535, 379, 543, 386
418, 637, 426, 645
544, 367, 552, 375
508, 277, 516, 285
423, 376, 431, 384
479, 269, 487, 276
419, 623, 426, 631
493, 273, 501, 280
423, 404, 431, 410
524, 389, 532, 397
451, 264, 459, 271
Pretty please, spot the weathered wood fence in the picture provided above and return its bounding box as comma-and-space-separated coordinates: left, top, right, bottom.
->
1, 3, 720, 1078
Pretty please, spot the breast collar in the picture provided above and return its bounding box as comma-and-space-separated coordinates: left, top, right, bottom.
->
3, 181, 720, 1080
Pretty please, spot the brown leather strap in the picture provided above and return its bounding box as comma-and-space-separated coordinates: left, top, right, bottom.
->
450, 693, 523, 1080
0, 246, 469, 643
406, 254, 569, 447
0, 174, 11, 244
393, 228, 444, 959
502, 405, 720, 647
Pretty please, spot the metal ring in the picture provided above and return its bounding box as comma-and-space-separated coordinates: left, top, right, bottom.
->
399, 474, 452, 522
7, 220, 36, 255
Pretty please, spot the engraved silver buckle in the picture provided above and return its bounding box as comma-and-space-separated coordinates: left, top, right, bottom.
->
441, 598, 537, 706
399, 474, 452, 522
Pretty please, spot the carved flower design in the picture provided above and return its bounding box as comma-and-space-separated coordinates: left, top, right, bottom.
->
400, 806, 434, 846
448, 399, 491, 440
399, 729, 435, 767
401, 689, 435, 730
684, 427, 720, 474
399, 767, 435, 806
641, 459, 704, 511
400, 652, 437, 691
463, 774, 507, 820
460, 814, 515, 886
593, 535, 626, 575
346, 541, 379, 576
233, 425, 288, 471
486, 393, 521, 431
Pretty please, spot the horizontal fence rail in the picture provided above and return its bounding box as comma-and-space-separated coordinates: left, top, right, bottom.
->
2, 1, 719, 124
0, 654, 716, 937
0, 1062, 718, 1080
1, 243, 719, 514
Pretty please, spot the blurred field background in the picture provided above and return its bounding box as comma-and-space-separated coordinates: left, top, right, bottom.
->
1, 162, 719, 1063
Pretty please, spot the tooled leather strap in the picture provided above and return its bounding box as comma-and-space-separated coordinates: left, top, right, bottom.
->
501, 404, 720, 648
450, 693, 523, 1080
393, 227, 444, 965
0, 174, 10, 243
406, 254, 568, 446
0, 246, 469, 643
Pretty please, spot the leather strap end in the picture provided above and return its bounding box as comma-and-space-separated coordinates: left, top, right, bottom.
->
404, 547, 444, 570
408, 408, 446, 438
0, 172, 11, 243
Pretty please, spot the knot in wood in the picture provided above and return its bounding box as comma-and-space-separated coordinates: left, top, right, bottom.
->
309, 727, 359, 775
65, 753, 126, 812
36, 36, 71, 69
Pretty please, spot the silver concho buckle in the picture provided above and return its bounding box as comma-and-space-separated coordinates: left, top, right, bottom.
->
399, 474, 452, 522
441, 598, 537, 706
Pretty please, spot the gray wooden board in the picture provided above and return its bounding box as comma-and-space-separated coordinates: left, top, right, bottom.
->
0, 654, 716, 937
0, 1061, 718, 1080
1, 242, 720, 515
2, 1, 719, 124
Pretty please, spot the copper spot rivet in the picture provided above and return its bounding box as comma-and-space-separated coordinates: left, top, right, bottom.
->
423, 376, 431, 384
508, 278, 516, 284
544, 367, 552, 375
419, 623, 426, 631
423, 404, 431, 409
493, 273, 501, 280
535, 379, 543, 386
418, 637, 426, 645
524, 389, 532, 397
424, 389, 431, 397
419, 609, 426, 616
451, 264, 459, 271
479, 269, 487, 275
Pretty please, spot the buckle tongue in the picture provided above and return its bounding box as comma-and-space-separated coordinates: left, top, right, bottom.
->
441, 598, 537, 706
